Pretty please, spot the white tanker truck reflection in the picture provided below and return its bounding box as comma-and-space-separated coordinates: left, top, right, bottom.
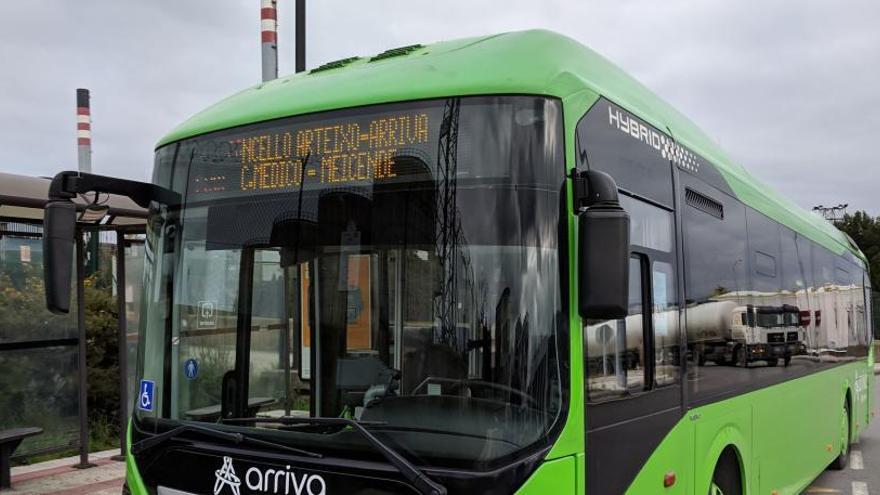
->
585, 300, 808, 376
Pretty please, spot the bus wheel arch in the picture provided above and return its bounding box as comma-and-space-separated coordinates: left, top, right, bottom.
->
831, 390, 852, 470
709, 446, 743, 495
703, 427, 748, 495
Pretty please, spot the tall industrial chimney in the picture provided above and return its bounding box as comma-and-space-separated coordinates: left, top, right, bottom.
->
76, 89, 92, 173
296, 0, 305, 73
261, 0, 278, 82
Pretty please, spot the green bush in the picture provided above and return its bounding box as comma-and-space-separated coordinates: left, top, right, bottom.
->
0, 258, 123, 459
83, 274, 122, 443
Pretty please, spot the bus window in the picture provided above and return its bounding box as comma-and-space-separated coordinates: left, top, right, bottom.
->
576, 99, 675, 207
620, 196, 673, 252
682, 178, 749, 401
248, 248, 288, 405
652, 261, 678, 387
871, 287, 879, 341
587, 194, 680, 396
585, 257, 645, 400
617, 194, 680, 388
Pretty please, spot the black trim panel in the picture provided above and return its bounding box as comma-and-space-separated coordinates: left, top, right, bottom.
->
0, 337, 78, 351
586, 404, 681, 494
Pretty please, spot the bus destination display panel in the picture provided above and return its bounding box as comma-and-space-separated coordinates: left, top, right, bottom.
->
188, 109, 433, 199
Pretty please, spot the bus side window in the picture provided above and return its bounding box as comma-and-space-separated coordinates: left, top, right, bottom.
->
652, 261, 678, 387
585, 256, 646, 401
871, 287, 879, 341
865, 279, 874, 344
584, 193, 681, 402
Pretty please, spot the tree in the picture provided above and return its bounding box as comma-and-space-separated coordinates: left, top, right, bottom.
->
83, 275, 121, 435
836, 211, 880, 290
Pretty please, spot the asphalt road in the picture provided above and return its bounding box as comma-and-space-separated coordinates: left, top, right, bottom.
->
806, 374, 880, 495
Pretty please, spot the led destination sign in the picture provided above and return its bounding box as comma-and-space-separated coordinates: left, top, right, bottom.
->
191, 112, 430, 196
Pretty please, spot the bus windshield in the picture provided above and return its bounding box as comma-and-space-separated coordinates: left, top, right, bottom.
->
135, 96, 566, 470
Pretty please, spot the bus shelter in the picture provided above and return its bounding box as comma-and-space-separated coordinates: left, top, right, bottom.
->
0, 171, 145, 467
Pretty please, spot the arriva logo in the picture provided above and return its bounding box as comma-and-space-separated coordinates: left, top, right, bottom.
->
214, 456, 327, 495
214, 457, 241, 495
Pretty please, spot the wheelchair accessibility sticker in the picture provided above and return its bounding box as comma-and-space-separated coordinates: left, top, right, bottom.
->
138, 379, 155, 412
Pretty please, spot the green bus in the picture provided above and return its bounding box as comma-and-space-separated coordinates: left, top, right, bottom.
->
41, 29, 874, 495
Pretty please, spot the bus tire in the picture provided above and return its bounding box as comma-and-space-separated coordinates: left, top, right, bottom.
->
830, 399, 850, 470
709, 448, 742, 495
783, 356, 792, 366
767, 358, 778, 367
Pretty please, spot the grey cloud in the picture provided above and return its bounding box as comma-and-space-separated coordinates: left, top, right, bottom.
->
1, 0, 877, 214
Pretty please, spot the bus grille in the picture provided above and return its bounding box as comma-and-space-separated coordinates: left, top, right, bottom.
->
787, 332, 798, 342
768, 332, 784, 343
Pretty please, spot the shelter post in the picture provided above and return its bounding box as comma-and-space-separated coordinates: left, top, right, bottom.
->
73, 231, 94, 469
112, 232, 128, 461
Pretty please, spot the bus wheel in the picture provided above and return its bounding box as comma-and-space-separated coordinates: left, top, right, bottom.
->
830, 400, 850, 470
783, 356, 792, 366
709, 448, 742, 495
766, 358, 778, 367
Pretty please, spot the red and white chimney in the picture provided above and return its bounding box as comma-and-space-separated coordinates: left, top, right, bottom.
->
76, 88, 92, 173
261, 0, 278, 82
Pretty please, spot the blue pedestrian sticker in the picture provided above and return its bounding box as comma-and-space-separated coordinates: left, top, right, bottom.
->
138, 379, 155, 412
183, 358, 199, 380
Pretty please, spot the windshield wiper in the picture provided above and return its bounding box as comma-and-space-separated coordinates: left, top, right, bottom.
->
130, 422, 322, 458
223, 417, 447, 495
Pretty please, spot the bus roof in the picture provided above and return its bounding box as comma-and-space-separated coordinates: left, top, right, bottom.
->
156, 29, 863, 261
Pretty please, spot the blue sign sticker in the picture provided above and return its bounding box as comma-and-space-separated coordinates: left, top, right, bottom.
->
138, 379, 155, 412
183, 358, 199, 380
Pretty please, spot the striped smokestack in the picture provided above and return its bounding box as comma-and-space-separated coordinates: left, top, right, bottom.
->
76, 88, 92, 173
296, 0, 305, 73
261, 0, 278, 82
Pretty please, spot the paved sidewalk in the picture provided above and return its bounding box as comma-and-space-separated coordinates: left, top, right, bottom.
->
5, 450, 125, 494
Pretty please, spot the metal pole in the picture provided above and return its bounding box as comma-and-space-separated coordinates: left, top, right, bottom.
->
74, 231, 95, 469
261, 0, 278, 81
76, 89, 92, 173
112, 232, 128, 461
295, 0, 306, 73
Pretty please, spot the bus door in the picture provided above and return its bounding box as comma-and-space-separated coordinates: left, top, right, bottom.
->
575, 99, 684, 493
582, 195, 683, 494
204, 243, 399, 421
297, 252, 392, 417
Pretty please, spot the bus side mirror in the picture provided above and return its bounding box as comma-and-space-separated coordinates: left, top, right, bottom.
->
43, 199, 77, 314
577, 170, 630, 320
41, 170, 181, 314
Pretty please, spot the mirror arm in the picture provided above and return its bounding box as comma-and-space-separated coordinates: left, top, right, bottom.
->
571, 169, 590, 210
48, 171, 179, 207
571, 168, 621, 210
42, 171, 180, 315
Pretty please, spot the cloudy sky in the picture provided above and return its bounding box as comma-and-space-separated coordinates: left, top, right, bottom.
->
1, 1, 878, 214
